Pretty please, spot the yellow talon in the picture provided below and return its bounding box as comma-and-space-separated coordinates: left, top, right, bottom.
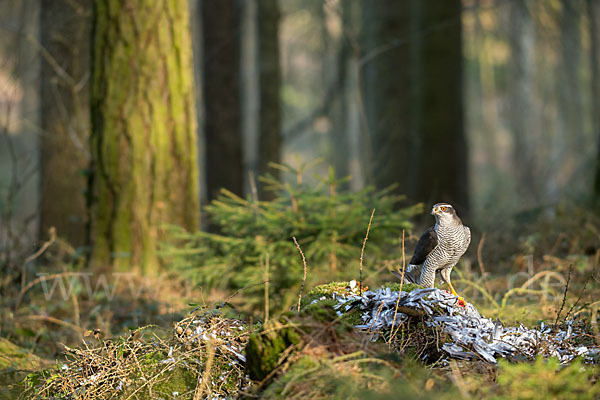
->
447, 281, 466, 306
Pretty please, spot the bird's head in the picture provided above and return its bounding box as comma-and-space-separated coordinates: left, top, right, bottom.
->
431, 203, 461, 225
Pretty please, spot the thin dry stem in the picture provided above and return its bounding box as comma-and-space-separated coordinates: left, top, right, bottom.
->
389, 230, 406, 343
19, 315, 83, 334
24, 226, 57, 264
249, 170, 259, 202
476, 232, 486, 277
449, 360, 470, 398
264, 252, 270, 322
194, 339, 215, 400
554, 264, 573, 326
359, 209, 376, 295
477, 232, 493, 295
564, 268, 595, 321
293, 237, 308, 312
16, 271, 81, 310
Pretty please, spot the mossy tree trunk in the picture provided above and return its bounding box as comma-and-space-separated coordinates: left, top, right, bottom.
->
89, 0, 200, 274
40, 0, 91, 246
202, 0, 244, 202
257, 0, 282, 200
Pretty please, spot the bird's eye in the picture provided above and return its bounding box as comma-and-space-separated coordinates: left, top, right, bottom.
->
441, 206, 447, 212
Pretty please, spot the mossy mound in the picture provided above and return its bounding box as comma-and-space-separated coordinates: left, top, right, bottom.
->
0, 338, 45, 370
245, 298, 383, 392
246, 319, 302, 381
23, 313, 250, 399
0, 338, 48, 400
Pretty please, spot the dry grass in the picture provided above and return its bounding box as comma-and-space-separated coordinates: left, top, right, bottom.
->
24, 312, 250, 399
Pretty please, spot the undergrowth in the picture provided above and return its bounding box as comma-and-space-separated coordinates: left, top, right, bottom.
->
162, 162, 421, 316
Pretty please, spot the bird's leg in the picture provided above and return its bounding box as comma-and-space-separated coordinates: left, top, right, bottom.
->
446, 281, 466, 306
441, 268, 466, 306
447, 280, 459, 297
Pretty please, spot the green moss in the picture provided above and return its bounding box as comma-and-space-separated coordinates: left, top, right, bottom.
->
261, 355, 321, 398
302, 299, 340, 322
302, 281, 354, 306
492, 357, 600, 399
0, 338, 47, 399
246, 320, 302, 381
302, 298, 363, 327
478, 302, 547, 327
0, 338, 44, 370
149, 367, 197, 398
90, 0, 200, 275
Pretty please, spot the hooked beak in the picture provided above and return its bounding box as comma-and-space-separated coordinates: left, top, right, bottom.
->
431, 206, 441, 216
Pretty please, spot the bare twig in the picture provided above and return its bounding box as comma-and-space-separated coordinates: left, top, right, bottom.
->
19, 315, 83, 334
359, 209, 375, 295
219, 281, 269, 309
476, 232, 486, 275
389, 230, 406, 343
476, 232, 494, 296
293, 237, 307, 312
15, 271, 81, 310
20, 227, 57, 295
249, 170, 259, 203
564, 268, 595, 322
449, 361, 470, 398
194, 338, 215, 400
554, 264, 573, 327
264, 253, 270, 322
24, 227, 57, 264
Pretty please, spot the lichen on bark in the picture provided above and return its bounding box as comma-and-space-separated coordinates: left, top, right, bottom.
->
89, 0, 200, 274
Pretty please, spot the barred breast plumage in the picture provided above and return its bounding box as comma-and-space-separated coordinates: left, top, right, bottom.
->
392, 203, 470, 298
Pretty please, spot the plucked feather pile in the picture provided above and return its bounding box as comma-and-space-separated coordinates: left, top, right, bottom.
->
326, 286, 599, 364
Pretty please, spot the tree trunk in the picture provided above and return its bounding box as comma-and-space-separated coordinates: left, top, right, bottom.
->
330, 1, 351, 184
40, 0, 91, 246
507, 0, 539, 205
415, 0, 469, 213
552, 0, 582, 202
360, 0, 416, 197
257, 0, 282, 199
202, 0, 244, 202
361, 0, 468, 212
589, 0, 600, 203
89, 0, 200, 274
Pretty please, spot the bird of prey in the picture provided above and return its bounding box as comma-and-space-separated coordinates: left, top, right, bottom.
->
393, 203, 471, 299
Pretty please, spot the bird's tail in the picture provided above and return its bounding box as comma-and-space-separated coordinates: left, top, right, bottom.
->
391, 264, 419, 284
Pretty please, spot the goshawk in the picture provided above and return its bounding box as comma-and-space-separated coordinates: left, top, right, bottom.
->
393, 203, 471, 298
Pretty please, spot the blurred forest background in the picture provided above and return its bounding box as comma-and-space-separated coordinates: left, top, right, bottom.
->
1, 0, 599, 252
0, 0, 599, 331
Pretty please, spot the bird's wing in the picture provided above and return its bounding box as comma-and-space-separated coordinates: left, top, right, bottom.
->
464, 226, 471, 248
409, 227, 438, 265
391, 269, 419, 284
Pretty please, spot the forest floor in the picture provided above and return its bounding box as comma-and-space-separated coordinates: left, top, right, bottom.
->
1, 206, 599, 399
